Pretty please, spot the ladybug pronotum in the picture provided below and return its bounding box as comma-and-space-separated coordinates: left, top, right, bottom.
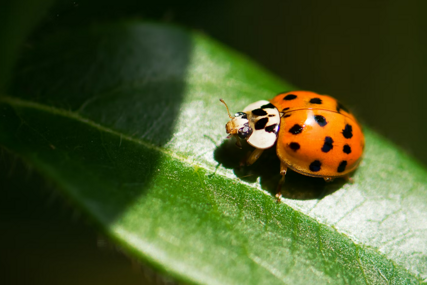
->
221, 91, 364, 199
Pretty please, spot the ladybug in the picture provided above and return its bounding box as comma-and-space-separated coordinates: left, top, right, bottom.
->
221, 91, 364, 199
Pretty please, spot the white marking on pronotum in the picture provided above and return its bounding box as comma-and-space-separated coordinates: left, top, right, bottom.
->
243, 100, 280, 149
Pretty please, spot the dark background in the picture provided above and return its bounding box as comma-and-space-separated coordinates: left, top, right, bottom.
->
3, 1, 427, 284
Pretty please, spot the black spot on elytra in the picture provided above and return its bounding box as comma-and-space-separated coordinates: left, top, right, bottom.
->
314, 115, 327, 127
310, 98, 322, 104
342, 124, 353, 139
289, 142, 300, 151
265, 124, 278, 133
337, 161, 347, 173
283, 114, 291, 118
252, 108, 267, 116
289, 124, 303, 134
309, 160, 322, 172
321, 136, 334, 153
261, 103, 275, 109
282, 107, 290, 112
255, 118, 268, 130
336, 102, 350, 113
283, 94, 297, 100
343, 144, 351, 154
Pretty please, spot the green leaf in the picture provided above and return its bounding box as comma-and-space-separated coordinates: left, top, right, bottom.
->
2, 21, 427, 284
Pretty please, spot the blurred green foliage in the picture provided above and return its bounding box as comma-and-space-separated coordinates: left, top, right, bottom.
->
0, 0, 54, 90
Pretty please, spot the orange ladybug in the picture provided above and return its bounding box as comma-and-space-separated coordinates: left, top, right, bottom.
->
221, 91, 364, 199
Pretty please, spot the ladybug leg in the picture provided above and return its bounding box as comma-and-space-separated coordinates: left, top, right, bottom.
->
241, 148, 264, 166
343, 175, 355, 184
275, 163, 288, 202
235, 137, 243, 149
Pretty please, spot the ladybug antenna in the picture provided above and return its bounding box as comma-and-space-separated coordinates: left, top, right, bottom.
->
219, 99, 233, 119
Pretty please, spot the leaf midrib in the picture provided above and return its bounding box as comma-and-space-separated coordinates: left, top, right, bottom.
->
1, 94, 423, 283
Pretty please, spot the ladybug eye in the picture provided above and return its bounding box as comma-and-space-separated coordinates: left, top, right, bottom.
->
238, 124, 253, 139
235, 112, 247, 119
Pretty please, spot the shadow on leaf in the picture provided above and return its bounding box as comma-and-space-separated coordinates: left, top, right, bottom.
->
214, 138, 346, 200
4, 23, 194, 224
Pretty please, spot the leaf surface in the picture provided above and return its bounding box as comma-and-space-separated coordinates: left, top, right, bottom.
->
1, 22, 427, 284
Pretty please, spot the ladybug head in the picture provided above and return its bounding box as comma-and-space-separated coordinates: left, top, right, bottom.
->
226, 112, 253, 139
220, 99, 253, 143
